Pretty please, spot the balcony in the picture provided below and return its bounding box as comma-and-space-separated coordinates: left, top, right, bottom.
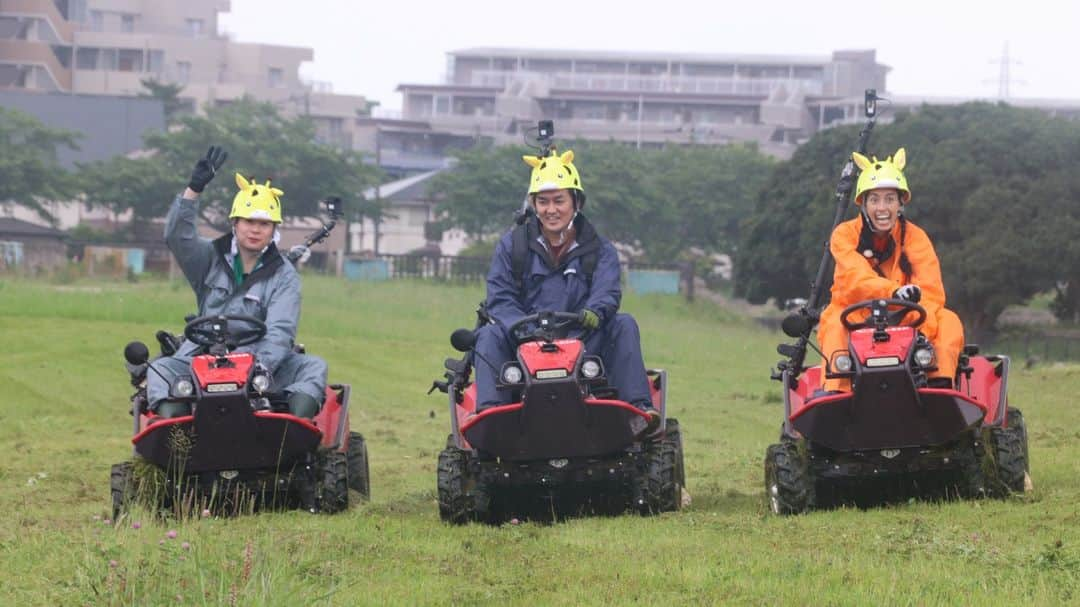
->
0, 39, 71, 89
1, 0, 74, 42
469, 69, 824, 97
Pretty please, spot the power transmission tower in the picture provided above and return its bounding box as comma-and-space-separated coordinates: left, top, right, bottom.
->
987, 42, 1024, 100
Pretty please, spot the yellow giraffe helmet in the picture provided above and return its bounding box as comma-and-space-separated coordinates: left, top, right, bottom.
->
522, 149, 584, 195
229, 173, 283, 223
852, 148, 911, 205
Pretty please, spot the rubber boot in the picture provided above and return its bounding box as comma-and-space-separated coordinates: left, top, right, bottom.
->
287, 392, 320, 419
154, 400, 191, 419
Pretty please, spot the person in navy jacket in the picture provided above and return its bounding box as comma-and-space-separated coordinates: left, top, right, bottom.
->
473, 147, 658, 433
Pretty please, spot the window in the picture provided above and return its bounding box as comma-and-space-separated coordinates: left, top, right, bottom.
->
75, 47, 98, 70
117, 49, 142, 72
99, 48, 117, 70
89, 10, 103, 31
0, 241, 24, 269
267, 67, 283, 88
147, 50, 164, 74
185, 18, 204, 38
176, 61, 191, 84
120, 14, 135, 32
433, 95, 450, 114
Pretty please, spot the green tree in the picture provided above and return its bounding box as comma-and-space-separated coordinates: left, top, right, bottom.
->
139, 78, 187, 123
0, 107, 80, 222
79, 97, 381, 232
735, 102, 1080, 332
430, 139, 774, 263
428, 143, 531, 240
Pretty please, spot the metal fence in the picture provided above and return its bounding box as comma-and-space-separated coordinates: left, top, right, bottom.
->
344, 254, 696, 299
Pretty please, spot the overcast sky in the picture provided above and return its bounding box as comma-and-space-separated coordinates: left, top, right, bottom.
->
219, 0, 1080, 112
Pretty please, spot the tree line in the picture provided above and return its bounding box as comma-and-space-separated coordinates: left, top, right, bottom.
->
1, 96, 381, 240
736, 102, 1080, 331
5, 97, 1080, 330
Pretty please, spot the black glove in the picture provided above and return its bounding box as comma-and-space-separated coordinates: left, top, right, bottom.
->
187, 145, 228, 193
893, 284, 921, 303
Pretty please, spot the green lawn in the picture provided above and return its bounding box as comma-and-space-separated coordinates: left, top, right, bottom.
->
0, 275, 1077, 606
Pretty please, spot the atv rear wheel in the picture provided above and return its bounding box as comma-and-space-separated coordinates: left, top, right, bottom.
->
347, 432, 371, 501
437, 446, 485, 524
666, 418, 687, 490
988, 407, 1029, 496
110, 461, 134, 521
318, 450, 349, 513
764, 440, 813, 515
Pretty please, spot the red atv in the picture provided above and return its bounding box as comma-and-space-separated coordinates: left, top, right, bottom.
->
110, 314, 369, 518
767, 298, 1029, 514
431, 311, 685, 523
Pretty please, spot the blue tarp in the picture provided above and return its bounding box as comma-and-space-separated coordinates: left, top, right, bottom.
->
126, 248, 145, 274
344, 259, 389, 281
626, 269, 680, 295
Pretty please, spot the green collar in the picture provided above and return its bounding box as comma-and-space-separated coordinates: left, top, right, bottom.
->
232, 254, 262, 286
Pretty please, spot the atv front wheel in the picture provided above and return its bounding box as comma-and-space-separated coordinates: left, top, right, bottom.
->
318, 450, 349, 513
639, 433, 681, 514
110, 461, 134, 521
437, 446, 483, 524
988, 407, 1030, 496
347, 432, 371, 501
764, 440, 813, 515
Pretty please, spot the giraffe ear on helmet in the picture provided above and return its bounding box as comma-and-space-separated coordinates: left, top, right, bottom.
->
522, 155, 541, 168
893, 148, 907, 170
560, 150, 574, 164
852, 152, 872, 171
235, 173, 251, 190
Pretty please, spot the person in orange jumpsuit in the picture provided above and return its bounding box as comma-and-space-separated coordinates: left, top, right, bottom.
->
817, 148, 965, 392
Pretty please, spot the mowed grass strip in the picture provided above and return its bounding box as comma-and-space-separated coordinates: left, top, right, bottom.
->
0, 275, 1078, 605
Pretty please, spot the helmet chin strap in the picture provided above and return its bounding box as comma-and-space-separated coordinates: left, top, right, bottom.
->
554, 211, 578, 246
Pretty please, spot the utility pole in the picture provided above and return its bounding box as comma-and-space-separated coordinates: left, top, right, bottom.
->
373, 126, 381, 255
636, 93, 643, 150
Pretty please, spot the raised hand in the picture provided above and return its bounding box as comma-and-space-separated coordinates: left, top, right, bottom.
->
187, 145, 228, 193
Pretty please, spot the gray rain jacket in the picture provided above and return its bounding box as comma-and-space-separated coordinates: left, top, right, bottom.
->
164, 194, 299, 372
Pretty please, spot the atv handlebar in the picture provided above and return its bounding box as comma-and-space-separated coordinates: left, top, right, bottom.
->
840, 298, 926, 331
508, 311, 585, 344
183, 314, 267, 351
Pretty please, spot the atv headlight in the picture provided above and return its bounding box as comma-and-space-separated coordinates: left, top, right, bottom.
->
502, 364, 523, 384
581, 358, 602, 379
172, 377, 194, 398
251, 372, 271, 393
913, 347, 935, 367
833, 354, 853, 373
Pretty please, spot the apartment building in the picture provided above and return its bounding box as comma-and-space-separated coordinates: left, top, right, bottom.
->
383, 47, 889, 158
0, 0, 368, 147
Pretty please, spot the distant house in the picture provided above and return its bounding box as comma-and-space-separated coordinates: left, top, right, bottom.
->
0, 217, 67, 272
350, 169, 469, 256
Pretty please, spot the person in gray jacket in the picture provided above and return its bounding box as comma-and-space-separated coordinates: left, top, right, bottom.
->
147, 146, 327, 418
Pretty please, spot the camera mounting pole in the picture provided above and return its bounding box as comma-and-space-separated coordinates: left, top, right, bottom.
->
772, 89, 881, 384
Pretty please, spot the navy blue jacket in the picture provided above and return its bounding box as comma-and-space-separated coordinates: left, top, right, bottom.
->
485, 213, 621, 328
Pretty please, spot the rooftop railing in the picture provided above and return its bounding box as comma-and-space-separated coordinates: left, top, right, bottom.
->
468, 70, 824, 96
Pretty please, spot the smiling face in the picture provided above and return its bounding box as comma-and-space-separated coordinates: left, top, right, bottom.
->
233, 217, 275, 255
531, 189, 575, 240
863, 188, 902, 233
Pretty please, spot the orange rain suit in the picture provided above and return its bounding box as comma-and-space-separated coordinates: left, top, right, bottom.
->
817, 215, 965, 392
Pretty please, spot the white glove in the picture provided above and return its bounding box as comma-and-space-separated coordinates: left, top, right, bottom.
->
288, 245, 311, 264
893, 284, 921, 303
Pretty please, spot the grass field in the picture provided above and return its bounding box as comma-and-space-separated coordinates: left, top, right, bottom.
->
1, 275, 1078, 606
